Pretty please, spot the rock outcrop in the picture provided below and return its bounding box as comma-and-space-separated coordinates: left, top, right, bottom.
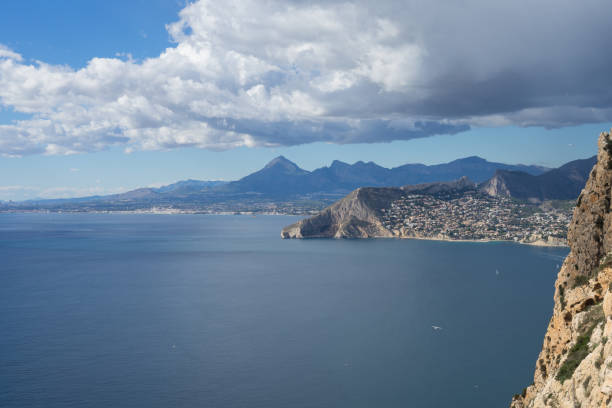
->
281, 175, 573, 243
281, 187, 404, 238
511, 130, 612, 408
481, 156, 596, 202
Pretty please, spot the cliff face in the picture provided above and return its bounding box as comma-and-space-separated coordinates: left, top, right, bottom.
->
511, 130, 612, 408
479, 170, 522, 197
281, 187, 403, 238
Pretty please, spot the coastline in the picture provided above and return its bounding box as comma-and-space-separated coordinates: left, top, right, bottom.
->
1, 211, 569, 247
0, 209, 306, 216
284, 231, 569, 248
395, 235, 568, 248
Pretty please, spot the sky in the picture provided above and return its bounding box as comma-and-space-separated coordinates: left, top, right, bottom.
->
0, 0, 611, 200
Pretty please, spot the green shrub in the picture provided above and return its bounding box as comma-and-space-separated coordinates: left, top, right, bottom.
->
573, 275, 589, 288
556, 329, 594, 383
556, 307, 603, 383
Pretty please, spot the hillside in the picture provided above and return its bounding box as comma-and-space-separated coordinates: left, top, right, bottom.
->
281, 177, 571, 245
510, 130, 612, 407
480, 156, 596, 201
281, 187, 404, 238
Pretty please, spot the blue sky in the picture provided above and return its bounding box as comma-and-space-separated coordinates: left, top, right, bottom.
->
0, 0, 611, 200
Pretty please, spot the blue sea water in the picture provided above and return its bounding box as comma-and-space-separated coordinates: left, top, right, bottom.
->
0, 213, 568, 408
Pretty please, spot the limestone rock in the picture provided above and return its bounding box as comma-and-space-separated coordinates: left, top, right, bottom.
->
604, 290, 612, 318
281, 187, 402, 239
510, 130, 612, 408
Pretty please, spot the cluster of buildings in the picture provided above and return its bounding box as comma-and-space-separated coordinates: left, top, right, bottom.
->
379, 191, 572, 245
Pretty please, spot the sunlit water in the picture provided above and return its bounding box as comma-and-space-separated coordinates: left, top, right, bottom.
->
0, 213, 568, 407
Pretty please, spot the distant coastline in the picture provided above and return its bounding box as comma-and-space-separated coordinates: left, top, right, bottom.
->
293, 234, 568, 248
0, 209, 309, 216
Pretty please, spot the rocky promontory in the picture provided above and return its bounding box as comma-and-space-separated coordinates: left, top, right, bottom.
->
281, 177, 572, 244
281, 187, 404, 238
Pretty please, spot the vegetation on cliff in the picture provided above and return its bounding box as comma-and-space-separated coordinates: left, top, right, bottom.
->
510, 130, 612, 408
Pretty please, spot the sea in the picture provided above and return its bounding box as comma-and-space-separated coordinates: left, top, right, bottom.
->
0, 213, 568, 408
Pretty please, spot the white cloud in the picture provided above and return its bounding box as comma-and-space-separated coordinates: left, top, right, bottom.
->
0, 0, 611, 156
0, 45, 22, 61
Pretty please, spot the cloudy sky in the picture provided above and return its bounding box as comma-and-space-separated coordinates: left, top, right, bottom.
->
1, 0, 611, 200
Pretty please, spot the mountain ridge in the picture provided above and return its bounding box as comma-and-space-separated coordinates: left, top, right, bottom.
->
3, 155, 556, 207
480, 156, 597, 201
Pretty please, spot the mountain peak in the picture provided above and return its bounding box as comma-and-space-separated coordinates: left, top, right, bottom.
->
452, 156, 487, 164
264, 156, 299, 169
330, 160, 349, 168
261, 156, 308, 176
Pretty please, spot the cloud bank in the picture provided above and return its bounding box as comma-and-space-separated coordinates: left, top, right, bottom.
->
0, 0, 611, 156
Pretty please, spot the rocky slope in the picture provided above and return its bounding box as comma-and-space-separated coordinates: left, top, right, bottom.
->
281, 187, 404, 238
480, 156, 596, 201
280, 179, 481, 239
510, 130, 612, 408
281, 174, 574, 243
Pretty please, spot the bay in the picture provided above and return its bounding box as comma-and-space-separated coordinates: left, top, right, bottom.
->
0, 213, 568, 407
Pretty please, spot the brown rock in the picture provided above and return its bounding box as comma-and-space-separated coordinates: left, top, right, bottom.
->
604, 290, 612, 318
511, 130, 612, 408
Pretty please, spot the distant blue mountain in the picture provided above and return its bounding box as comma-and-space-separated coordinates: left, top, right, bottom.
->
20, 180, 227, 205
218, 156, 311, 195
155, 179, 227, 194
218, 155, 550, 196
480, 156, 597, 200
4, 155, 559, 210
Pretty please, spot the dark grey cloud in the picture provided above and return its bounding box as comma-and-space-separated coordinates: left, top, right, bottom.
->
206, 117, 469, 146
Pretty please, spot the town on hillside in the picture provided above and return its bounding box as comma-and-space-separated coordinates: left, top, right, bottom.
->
379, 190, 572, 245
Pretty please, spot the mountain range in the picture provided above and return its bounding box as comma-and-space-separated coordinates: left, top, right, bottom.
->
0, 155, 592, 212
216, 155, 549, 196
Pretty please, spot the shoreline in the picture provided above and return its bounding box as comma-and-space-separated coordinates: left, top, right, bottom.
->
284, 233, 569, 248
0, 210, 305, 216
395, 235, 568, 248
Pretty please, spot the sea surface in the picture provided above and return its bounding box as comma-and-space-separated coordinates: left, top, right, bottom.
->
0, 213, 568, 408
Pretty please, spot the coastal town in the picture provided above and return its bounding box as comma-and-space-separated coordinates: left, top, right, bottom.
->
379, 190, 572, 245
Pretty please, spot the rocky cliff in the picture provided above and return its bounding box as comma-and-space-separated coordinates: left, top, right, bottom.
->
511, 130, 612, 408
481, 156, 596, 202
281, 187, 404, 238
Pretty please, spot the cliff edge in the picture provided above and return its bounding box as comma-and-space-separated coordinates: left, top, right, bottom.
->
511, 130, 612, 408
